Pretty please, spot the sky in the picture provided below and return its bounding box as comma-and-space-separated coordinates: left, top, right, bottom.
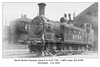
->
2, 2, 94, 26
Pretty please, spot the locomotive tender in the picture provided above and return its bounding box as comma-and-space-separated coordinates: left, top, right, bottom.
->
17, 3, 94, 56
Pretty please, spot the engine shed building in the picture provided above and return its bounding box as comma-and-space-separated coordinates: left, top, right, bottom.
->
10, 14, 32, 44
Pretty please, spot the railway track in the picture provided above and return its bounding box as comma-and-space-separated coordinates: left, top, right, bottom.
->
2, 43, 97, 58
2, 49, 97, 58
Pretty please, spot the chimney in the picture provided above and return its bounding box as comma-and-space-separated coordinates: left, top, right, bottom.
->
38, 3, 46, 16
68, 14, 72, 24
68, 13, 71, 20
24, 15, 27, 18
73, 11, 75, 20
64, 13, 67, 18
21, 14, 23, 18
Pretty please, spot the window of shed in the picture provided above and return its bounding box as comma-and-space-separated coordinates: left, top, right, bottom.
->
25, 24, 28, 30
19, 22, 24, 30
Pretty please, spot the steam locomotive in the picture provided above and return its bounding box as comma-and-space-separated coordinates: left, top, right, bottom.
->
16, 3, 94, 56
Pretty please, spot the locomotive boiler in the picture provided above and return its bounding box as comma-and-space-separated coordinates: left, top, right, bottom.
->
27, 3, 94, 56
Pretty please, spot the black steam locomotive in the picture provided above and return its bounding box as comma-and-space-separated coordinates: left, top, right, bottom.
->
16, 3, 94, 56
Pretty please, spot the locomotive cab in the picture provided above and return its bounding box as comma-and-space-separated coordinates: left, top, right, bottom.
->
84, 23, 94, 51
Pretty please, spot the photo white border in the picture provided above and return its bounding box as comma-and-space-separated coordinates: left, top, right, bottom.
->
0, 0, 100, 67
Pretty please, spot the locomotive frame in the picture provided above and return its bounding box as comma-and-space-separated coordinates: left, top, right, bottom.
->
27, 15, 94, 56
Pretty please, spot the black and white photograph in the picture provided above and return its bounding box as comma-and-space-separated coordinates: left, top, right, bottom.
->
2, 2, 98, 58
